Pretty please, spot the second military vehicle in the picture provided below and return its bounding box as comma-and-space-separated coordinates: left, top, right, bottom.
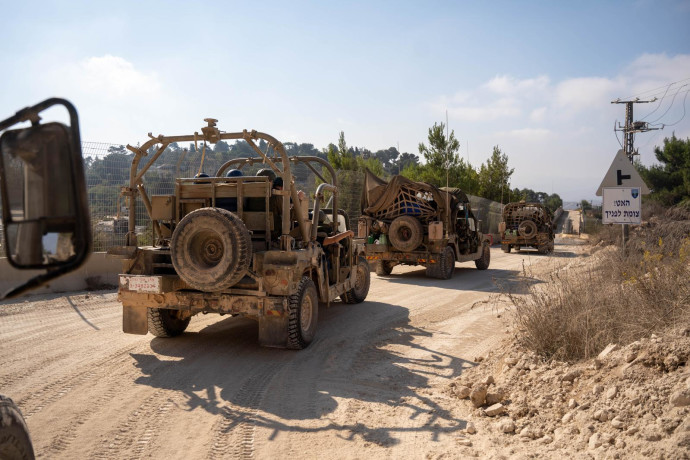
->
358, 170, 491, 279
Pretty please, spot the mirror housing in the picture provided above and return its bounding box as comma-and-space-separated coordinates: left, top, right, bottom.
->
0, 99, 91, 299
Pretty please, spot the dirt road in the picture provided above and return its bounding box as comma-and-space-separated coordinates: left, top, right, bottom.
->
0, 242, 583, 459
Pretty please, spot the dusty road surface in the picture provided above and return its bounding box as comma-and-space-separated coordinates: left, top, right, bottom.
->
0, 241, 584, 459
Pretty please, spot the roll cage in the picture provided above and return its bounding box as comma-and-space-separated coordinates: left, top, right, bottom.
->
121, 119, 339, 251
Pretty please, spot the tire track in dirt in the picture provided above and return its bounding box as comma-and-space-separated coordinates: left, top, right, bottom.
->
207, 363, 283, 460
0, 351, 72, 390
43, 383, 121, 456
18, 342, 144, 418
88, 389, 168, 460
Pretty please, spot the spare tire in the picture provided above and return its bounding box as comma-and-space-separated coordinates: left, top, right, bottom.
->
388, 216, 423, 252
518, 220, 538, 239
171, 207, 252, 291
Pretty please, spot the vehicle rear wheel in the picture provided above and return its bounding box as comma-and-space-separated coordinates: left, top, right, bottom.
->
501, 244, 511, 253
0, 394, 35, 460
428, 246, 455, 279
287, 277, 319, 349
518, 220, 538, 239
171, 207, 252, 291
388, 216, 423, 252
148, 308, 191, 337
475, 242, 491, 270
375, 260, 394, 276
342, 257, 371, 304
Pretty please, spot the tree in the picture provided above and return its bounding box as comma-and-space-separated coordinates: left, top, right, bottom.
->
403, 122, 478, 192
418, 122, 460, 171
543, 193, 563, 212
637, 134, 690, 205
477, 146, 514, 202
325, 131, 358, 171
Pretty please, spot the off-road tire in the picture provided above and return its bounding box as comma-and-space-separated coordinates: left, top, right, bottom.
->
171, 207, 252, 291
501, 244, 511, 253
0, 395, 35, 460
342, 257, 371, 304
475, 242, 491, 270
287, 277, 319, 350
538, 240, 555, 254
375, 260, 394, 276
148, 308, 191, 337
518, 219, 538, 239
388, 216, 423, 252
427, 246, 455, 279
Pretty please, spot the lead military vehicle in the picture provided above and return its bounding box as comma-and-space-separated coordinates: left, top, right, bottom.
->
358, 170, 491, 279
110, 120, 370, 349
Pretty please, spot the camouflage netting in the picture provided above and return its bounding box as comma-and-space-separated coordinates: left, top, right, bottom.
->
360, 169, 457, 224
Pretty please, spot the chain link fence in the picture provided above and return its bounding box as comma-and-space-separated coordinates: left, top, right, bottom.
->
468, 195, 503, 239
2, 143, 503, 256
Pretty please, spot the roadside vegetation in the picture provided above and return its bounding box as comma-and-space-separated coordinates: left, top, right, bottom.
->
510, 202, 690, 362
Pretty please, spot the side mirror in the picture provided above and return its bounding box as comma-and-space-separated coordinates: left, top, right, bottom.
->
0, 98, 91, 299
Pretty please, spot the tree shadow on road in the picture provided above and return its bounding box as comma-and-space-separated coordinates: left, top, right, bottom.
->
130, 300, 478, 448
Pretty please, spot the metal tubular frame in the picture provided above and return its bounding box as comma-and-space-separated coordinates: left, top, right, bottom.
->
123, 127, 339, 249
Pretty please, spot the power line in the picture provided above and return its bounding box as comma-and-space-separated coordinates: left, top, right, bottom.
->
619, 77, 690, 101
640, 83, 674, 121
656, 88, 689, 128
648, 84, 689, 125
624, 85, 690, 102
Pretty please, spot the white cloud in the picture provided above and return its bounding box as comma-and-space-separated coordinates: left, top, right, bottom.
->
434, 75, 550, 123
78, 55, 161, 100
497, 128, 552, 141
554, 77, 619, 111
483, 75, 550, 95
447, 97, 521, 122
530, 107, 547, 122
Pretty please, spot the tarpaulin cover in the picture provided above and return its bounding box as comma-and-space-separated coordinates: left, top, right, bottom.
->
360, 169, 468, 223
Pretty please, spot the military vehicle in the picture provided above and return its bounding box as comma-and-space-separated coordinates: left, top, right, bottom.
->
110, 119, 370, 349
358, 170, 491, 279
1, 98, 92, 460
499, 201, 555, 254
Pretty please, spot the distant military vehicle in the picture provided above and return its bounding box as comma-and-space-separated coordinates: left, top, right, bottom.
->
110, 120, 370, 349
358, 170, 491, 279
499, 201, 555, 254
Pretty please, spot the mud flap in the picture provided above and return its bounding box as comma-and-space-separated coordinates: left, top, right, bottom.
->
123, 305, 148, 334
258, 315, 289, 348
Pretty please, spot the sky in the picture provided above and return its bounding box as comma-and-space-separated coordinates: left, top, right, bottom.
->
1, 0, 689, 202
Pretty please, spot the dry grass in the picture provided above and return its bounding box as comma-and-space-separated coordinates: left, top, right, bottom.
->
510, 204, 690, 362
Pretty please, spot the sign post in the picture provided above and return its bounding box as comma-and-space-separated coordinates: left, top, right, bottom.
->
602, 187, 641, 222
597, 150, 650, 248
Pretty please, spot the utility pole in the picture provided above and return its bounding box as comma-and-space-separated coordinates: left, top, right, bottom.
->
611, 98, 662, 163
610, 97, 661, 249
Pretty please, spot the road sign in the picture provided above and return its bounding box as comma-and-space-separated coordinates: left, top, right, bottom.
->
596, 149, 650, 196
602, 187, 641, 224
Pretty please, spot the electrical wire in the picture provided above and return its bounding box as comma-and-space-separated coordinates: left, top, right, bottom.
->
614, 120, 624, 149
640, 83, 673, 121
648, 84, 688, 125
619, 77, 690, 101
657, 88, 689, 127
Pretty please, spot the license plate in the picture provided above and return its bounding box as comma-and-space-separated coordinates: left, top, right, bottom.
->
121, 276, 160, 293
